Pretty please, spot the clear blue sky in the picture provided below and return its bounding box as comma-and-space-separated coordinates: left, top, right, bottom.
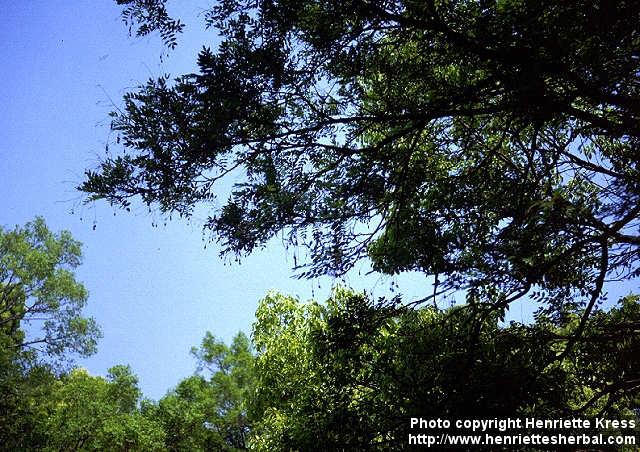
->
2, 1, 635, 400
0, 0, 433, 400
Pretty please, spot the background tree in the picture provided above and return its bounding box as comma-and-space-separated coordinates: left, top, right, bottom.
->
38, 366, 165, 451
0, 362, 56, 449
0, 217, 100, 363
0, 218, 101, 448
146, 331, 255, 451
250, 289, 640, 450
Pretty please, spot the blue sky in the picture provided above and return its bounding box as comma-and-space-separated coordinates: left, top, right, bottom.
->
2, 1, 636, 400
0, 0, 433, 399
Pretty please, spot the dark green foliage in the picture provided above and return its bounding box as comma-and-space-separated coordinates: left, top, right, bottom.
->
250, 289, 640, 450
116, 0, 184, 49
0, 362, 56, 449
84, 1, 639, 318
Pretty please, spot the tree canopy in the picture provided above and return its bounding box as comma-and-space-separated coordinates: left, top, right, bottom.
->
82, 1, 639, 338
145, 331, 255, 451
2, 365, 167, 451
0, 217, 256, 451
0, 218, 102, 448
249, 289, 640, 450
43, 1, 640, 448
1, 278, 638, 449
0, 217, 100, 365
